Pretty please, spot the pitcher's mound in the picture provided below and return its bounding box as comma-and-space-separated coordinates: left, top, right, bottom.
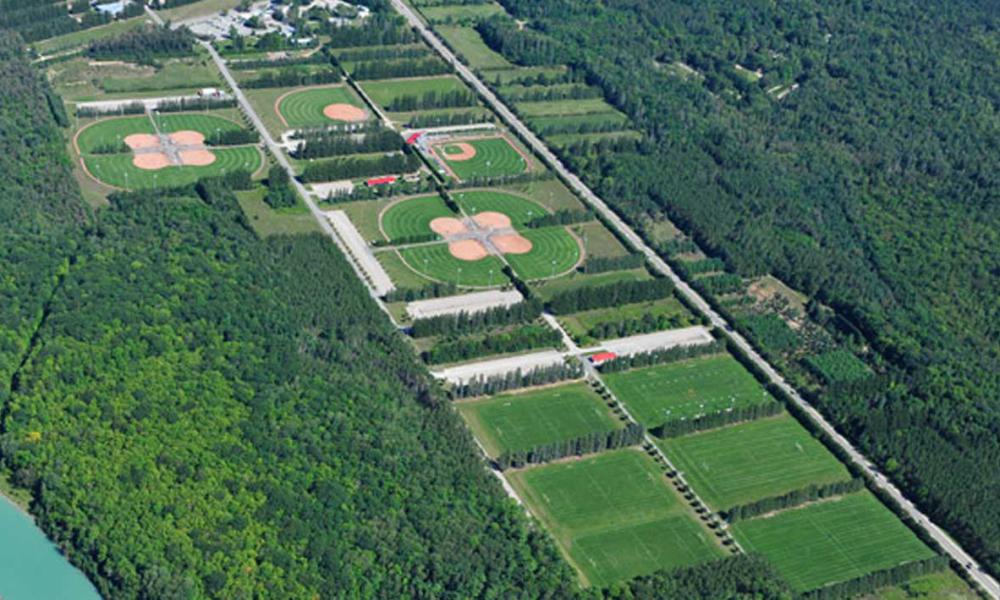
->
491, 233, 532, 255
443, 142, 476, 161
449, 239, 489, 261
179, 149, 216, 166
323, 103, 367, 122
472, 211, 511, 229
124, 134, 161, 150
169, 130, 206, 146
430, 217, 468, 236
133, 152, 171, 170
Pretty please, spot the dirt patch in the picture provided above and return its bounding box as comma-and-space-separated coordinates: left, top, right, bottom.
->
449, 239, 489, 261
133, 152, 171, 170
124, 134, 161, 150
443, 142, 477, 161
430, 217, 468, 236
472, 211, 511, 229
178, 149, 216, 167
490, 233, 532, 255
323, 103, 367, 122
169, 130, 205, 146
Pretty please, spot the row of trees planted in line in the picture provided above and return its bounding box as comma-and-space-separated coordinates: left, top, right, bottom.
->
350, 57, 451, 80
579, 253, 646, 274
584, 311, 693, 344
410, 298, 543, 338
383, 280, 457, 302
88, 26, 196, 62
723, 479, 865, 522
406, 110, 491, 128
421, 324, 562, 365
372, 232, 440, 247
599, 339, 725, 372
75, 96, 237, 118
651, 400, 782, 438
243, 68, 340, 89
324, 176, 439, 204
326, 13, 416, 47
387, 89, 478, 111
300, 152, 421, 183
291, 128, 402, 159
800, 556, 949, 600
524, 208, 592, 228
450, 360, 584, 399
496, 423, 645, 470
546, 277, 675, 314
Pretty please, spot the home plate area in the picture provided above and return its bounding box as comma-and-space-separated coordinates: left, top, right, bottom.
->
125, 131, 216, 170
429, 212, 533, 261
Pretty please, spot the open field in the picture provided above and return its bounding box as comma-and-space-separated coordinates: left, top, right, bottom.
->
864, 570, 977, 599
527, 112, 630, 133
572, 221, 631, 259
486, 66, 569, 85
604, 354, 774, 428
500, 179, 584, 212
361, 75, 470, 109
560, 297, 693, 344
244, 86, 297, 136
235, 188, 318, 237
533, 267, 653, 300
277, 85, 365, 129
335, 199, 386, 241
33, 16, 149, 56
453, 190, 546, 225
376, 250, 435, 289
380, 194, 455, 239
432, 136, 528, 180
518, 98, 623, 118
658, 414, 852, 510
83, 146, 262, 190
503, 227, 581, 280
733, 492, 936, 592
508, 448, 722, 586
399, 243, 507, 287
156, 112, 245, 137
51, 57, 220, 102
457, 382, 620, 457
419, 4, 505, 23
437, 26, 513, 70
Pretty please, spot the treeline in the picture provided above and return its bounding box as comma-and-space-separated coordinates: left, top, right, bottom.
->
579, 253, 645, 274
476, 16, 569, 66
800, 556, 949, 600
323, 175, 438, 203
88, 26, 195, 62
75, 96, 236, 117
229, 53, 330, 71
600, 554, 792, 599
210, 129, 258, 146
300, 152, 421, 182
265, 165, 297, 208
387, 89, 478, 111
537, 117, 629, 136
600, 340, 725, 372
524, 208, 591, 228
411, 298, 542, 337
451, 360, 584, 398
723, 479, 864, 522
335, 45, 429, 63
496, 423, 644, 470
350, 57, 450, 80
327, 13, 416, 47
502, 84, 600, 103
584, 311, 692, 344
449, 170, 554, 190
373, 232, 439, 246
694, 272, 744, 295
421, 324, 562, 365
3, 1, 110, 43
546, 277, 674, 314
242, 68, 340, 89
406, 110, 489, 128
384, 280, 457, 302
291, 128, 402, 159
651, 401, 782, 438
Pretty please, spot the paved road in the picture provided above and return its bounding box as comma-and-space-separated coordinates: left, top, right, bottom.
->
391, 1, 1000, 595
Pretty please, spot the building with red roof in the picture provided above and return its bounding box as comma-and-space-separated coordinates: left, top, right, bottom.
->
589, 351, 618, 366
366, 175, 397, 186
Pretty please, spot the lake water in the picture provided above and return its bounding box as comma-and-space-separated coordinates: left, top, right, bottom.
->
0, 496, 101, 600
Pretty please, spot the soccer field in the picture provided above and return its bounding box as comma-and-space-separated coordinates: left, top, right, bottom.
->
503, 226, 581, 281
732, 492, 936, 592
508, 448, 722, 586
379, 194, 456, 240
657, 414, 852, 510
457, 382, 620, 457
603, 354, 774, 428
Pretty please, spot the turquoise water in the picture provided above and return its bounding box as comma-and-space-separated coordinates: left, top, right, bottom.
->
0, 496, 101, 600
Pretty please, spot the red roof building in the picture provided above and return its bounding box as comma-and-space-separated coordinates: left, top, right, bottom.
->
589, 351, 618, 366
405, 131, 424, 145
366, 175, 397, 186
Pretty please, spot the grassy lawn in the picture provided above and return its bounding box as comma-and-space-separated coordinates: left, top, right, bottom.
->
436, 25, 513, 70
360, 75, 471, 111
334, 198, 389, 242
434, 136, 528, 180
376, 250, 434, 289
504, 226, 581, 281
518, 98, 623, 118
732, 492, 936, 592
235, 188, 319, 237
572, 221, 631, 259
277, 85, 366, 129
500, 178, 585, 212
33, 16, 149, 55
604, 354, 775, 429
398, 243, 507, 287
244, 86, 299, 137
452, 189, 547, 224
456, 382, 619, 457
559, 297, 694, 345
532, 267, 653, 300
658, 413, 852, 510
527, 111, 630, 133
100, 59, 222, 94
507, 448, 722, 587
380, 194, 455, 239
420, 3, 505, 23
863, 570, 977, 599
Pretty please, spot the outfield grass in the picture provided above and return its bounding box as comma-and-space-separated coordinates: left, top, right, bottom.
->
399, 243, 507, 287
732, 492, 936, 592
361, 76, 470, 110
508, 448, 722, 586
437, 26, 514, 70
75, 116, 153, 154
436, 136, 528, 180
504, 226, 581, 281
244, 86, 298, 137
532, 268, 653, 300
658, 414, 852, 510
453, 190, 546, 225
277, 85, 364, 129
376, 250, 435, 289
560, 297, 693, 344
457, 382, 619, 456
604, 354, 774, 429
156, 113, 245, 138
518, 98, 623, 118
83, 146, 263, 190
380, 195, 455, 240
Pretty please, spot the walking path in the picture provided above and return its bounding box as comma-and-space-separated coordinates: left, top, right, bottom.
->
390, 1, 1000, 595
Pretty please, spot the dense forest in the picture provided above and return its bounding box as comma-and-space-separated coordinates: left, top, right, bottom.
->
0, 31, 583, 598
497, 0, 1000, 576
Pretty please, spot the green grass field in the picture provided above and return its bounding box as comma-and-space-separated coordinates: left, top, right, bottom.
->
419, 3, 505, 23
527, 111, 630, 132
452, 190, 546, 225
277, 85, 364, 129
508, 448, 722, 587
604, 354, 774, 428
658, 414, 852, 510
733, 492, 936, 592
376, 250, 435, 289
518, 98, 623, 118
572, 221, 630, 259
457, 382, 619, 456
560, 297, 693, 344
235, 187, 318, 237
437, 26, 514, 70
75, 116, 153, 154
398, 243, 507, 287
504, 226, 581, 280
361, 76, 469, 109
436, 136, 528, 180
83, 146, 262, 190
486, 66, 569, 85
380, 195, 455, 240
156, 113, 245, 137
533, 268, 653, 300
